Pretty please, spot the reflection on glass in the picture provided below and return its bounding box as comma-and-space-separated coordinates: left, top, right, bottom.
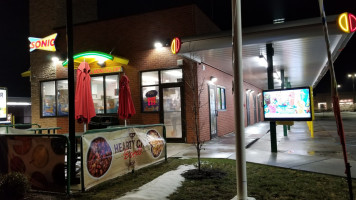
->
105, 75, 119, 114
163, 87, 182, 138
161, 69, 183, 83
142, 71, 159, 86
91, 76, 104, 114
42, 81, 56, 116
142, 86, 159, 112
57, 80, 68, 116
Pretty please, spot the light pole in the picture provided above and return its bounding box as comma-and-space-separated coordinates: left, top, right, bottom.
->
348, 74, 356, 110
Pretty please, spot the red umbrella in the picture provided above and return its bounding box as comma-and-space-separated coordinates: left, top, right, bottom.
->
118, 74, 136, 124
75, 62, 96, 124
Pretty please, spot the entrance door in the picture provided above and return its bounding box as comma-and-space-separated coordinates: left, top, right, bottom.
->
253, 94, 257, 123
209, 85, 217, 138
246, 93, 250, 126
257, 95, 261, 122
163, 87, 183, 142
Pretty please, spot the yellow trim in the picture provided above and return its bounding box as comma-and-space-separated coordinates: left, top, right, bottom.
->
21, 71, 31, 77
338, 12, 350, 33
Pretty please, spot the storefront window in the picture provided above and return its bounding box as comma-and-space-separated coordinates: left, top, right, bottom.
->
161, 69, 183, 83
105, 75, 119, 114
42, 81, 56, 117
141, 69, 183, 112
91, 75, 119, 114
142, 71, 159, 86
91, 76, 105, 114
141, 71, 160, 112
142, 86, 160, 112
57, 80, 69, 116
217, 87, 226, 110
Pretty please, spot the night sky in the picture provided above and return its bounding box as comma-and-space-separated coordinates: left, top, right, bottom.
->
1, 0, 355, 97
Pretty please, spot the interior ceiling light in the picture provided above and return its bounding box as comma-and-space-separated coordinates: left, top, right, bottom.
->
273, 18, 285, 24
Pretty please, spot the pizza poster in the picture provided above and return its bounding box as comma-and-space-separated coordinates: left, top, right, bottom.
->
4, 135, 66, 193
82, 125, 166, 190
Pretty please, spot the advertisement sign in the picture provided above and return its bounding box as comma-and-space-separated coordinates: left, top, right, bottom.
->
0, 135, 67, 193
0, 88, 7, 119
263, 87, 312, 121
171, 37, 181, 54
29, 33, 57, 52
338, 12, 356, 33
82, 125, 166, 189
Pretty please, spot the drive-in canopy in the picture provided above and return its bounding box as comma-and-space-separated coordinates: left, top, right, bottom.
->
178, 15, 354, 89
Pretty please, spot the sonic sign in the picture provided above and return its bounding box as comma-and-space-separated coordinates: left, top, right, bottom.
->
29, 33, 57, 52
338, 12, 356, 33
171, 37, 181, 54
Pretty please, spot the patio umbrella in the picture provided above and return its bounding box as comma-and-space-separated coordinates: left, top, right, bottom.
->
118, 74, 136, 126
75, 61, 96, 131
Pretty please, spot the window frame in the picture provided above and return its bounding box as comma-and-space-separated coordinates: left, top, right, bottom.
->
216, 86, 226, 111
140, 68, 183, 113
40, 78, 68, 118
90, 73, 120, 115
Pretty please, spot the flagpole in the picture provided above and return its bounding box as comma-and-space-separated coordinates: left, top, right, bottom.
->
318, 1, 353, 199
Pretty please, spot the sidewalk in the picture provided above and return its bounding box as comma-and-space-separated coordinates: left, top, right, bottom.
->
167, 119, 356, 178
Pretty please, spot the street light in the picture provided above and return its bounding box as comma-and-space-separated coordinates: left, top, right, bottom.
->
347, 73, 356, 105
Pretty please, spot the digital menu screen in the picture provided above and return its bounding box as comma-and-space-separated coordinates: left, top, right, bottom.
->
262, 87, 312, 121
0, 88, 7, 119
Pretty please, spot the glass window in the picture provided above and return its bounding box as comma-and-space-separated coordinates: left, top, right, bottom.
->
142, 71, 159, 86
57, 80, 68, 116
105, 75, 119, 114
142, 86, 159, 112
161, 69, 183, 83
91, 76, 104, 114
41, 81, 56, 117
217, 87, 226, 110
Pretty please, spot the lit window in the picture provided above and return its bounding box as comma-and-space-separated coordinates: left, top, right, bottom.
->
217, 87, 226, 110
41, 80, 68, 117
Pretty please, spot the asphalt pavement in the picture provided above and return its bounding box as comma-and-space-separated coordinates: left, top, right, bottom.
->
167, 112, 356, 178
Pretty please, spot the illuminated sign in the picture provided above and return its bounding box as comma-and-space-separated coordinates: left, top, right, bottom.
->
171, 37, 181, 54
338, 12, 356, 33
0, 88, 7, 119
90, 66, 123, 75
29, 33, 57, 52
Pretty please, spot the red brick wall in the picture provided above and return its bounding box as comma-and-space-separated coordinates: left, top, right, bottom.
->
195, 64, 235, 142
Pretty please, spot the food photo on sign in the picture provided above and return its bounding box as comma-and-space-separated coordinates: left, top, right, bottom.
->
3, 135, 67, 193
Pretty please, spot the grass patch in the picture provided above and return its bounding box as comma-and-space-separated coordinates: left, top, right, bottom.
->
27, 158, 356, 199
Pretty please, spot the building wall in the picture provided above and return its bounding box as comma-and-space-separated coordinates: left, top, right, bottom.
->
29, 4, 223, 141
313, 91, 356, 112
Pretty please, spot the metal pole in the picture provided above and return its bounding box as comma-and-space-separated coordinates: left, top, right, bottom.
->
267, 43, 277, 152
66, 0, 76, 184
318, 1, 353, 199
281, 70, 288, 136
353, 76, 355, 104
232, 0, 248, 199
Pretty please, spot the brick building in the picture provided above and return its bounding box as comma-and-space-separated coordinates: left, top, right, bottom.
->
29, 1, 264, 143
